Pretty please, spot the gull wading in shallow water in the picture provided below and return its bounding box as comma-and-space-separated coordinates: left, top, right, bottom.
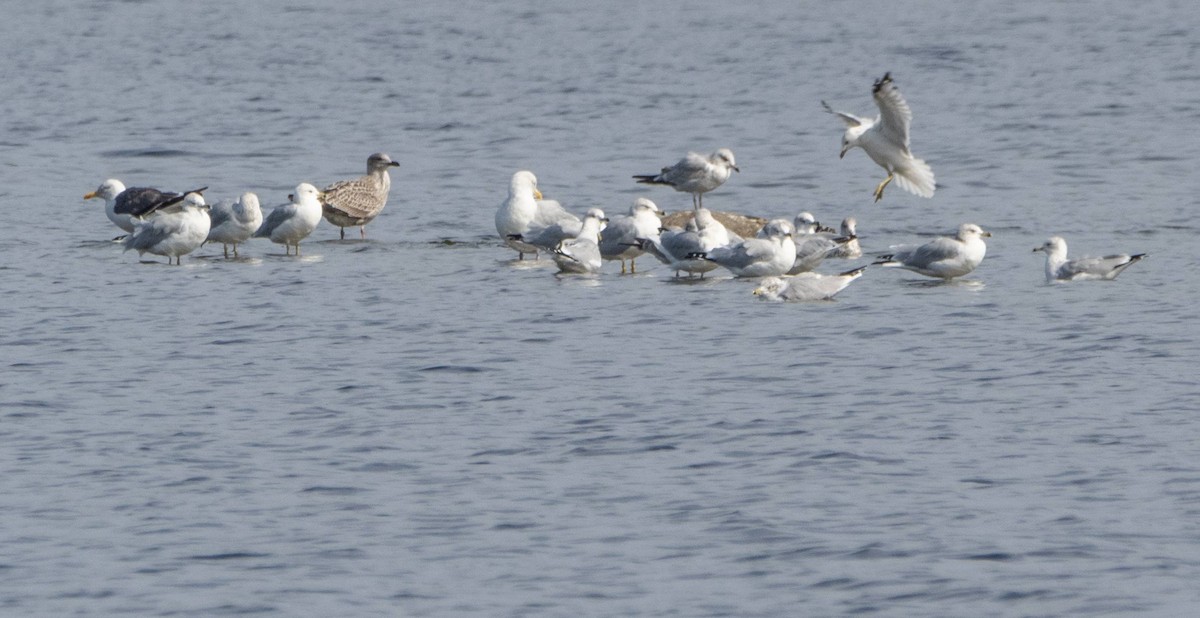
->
633, 148, 739, 209
598, 197, 662, 274
1032, 236, 1146, 283
320, 152, 399, 240
495, 170, 580, 260
700, 218, 796, 278
122, 192, 211, 265
551, 209, 606, 274
874, 223, 990, 279
255, 183, 324, 256
823, 72, 935, 203
85, 179, 208, 234
206, 192, 263, 258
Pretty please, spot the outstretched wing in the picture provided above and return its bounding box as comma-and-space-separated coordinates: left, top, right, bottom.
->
872, 72, 914, 149
821, 100, 867, 128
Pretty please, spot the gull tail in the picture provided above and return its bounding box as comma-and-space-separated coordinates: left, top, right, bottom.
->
893, 158, 936, 199
873, 254, 901, 267
633, 174, 669, 186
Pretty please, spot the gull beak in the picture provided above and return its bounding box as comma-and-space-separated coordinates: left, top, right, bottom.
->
839, 145, 850, 159
1032, 246, 1042, 253
389, 161, 400, 167
732, 165, 740, 173
533, 189, 544, 200
982, 231, 993, 238
83, 191, 98, 200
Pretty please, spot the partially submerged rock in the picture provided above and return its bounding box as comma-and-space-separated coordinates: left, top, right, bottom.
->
659, 210, 768, 239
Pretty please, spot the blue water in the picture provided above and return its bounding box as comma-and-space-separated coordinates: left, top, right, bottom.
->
2, 1, 1199, 615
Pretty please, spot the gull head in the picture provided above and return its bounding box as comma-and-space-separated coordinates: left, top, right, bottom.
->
793, 211, 820, 233
84, 178, 126, 201
957, 223, 991, 241
693, 208, 717, 229
839, 125, 870, 158
752, 277, 787, 298
237, 192, 261, 212
510, 170, 541, 200
713, 148, 739, 172
759, 218, 794, 239
291, 183, 323, 205
367, 152, 400, 173
584, 208, 608, 224
1033, 236, 1067, 256
181, 192, 208, 210
631, 197, 659, 215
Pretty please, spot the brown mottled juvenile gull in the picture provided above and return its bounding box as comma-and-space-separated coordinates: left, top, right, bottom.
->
320, 152, 399, 239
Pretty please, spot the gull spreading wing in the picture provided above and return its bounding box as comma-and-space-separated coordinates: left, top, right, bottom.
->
872, 72, 914, 150
821, 100, 866, 128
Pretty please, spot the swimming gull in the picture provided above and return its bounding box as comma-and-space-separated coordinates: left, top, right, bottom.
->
753, 266, 868, 301
823, 72, 935, 202
633, 148, 739, 209
85, 179, 208, 234
495, 170, 580, 260
826, 217, 863, 259
206, 192, 263, 258
599, 197, 662, 274
255, 183, 324, 255
551, 209, 606, 274
874, 223, 990, 279
1032, 236, 1146, 283
122, 192, 211, 265
701, 218, 796, 277
320, 152, 399, 239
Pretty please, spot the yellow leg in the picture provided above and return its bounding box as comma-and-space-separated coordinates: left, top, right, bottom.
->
873, 173, 894, 203
630, 259, 636, 274
620, 259, 627, 274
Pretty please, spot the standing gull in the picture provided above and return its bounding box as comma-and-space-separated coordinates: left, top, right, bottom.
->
206, 192, 263, 258
551, 209, 606, 274
633, 148, 739, 209
85, 179, 208, 234
1033, 236, 1146, 283
874, 223, 990, 279
320, 152, 399, 239
753, 266, 868, 301
495, 170, 580, 260
122, 192, 211, 265
823, 72, 935, 202
701, 218, 796, 278
599, 198, 662, 274
255, 183, 324, 256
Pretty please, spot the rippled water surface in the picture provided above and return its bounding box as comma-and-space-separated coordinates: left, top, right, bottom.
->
3, 1, 1200, 615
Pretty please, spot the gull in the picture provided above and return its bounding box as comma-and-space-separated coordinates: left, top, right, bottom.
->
551, 209, 606, 274
633, 148, 739, 209
122, 192, 211, 265
514, 208, 608, 253
701, 218, 796, 277
826, 217, 863, 259
84, 179, 208, 234
753, 266, 868, 301
823, 72, 935, 202
788, 212, 853, 274
874, 223, 990, 279
254, 183, 324, 256
1033, 236, 1146, 283
599, 197, 662, 274
320, 152, 399, 239
206, 192, 263, 258
636, 208, 730, 278
495, 170, 580, 260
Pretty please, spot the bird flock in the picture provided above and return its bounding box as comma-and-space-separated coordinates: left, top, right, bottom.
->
85, 74, 1146, 297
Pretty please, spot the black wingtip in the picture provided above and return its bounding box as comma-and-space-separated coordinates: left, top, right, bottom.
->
872, 254, 894, 265
872, 72, 893, 93
839, 265, 869, 277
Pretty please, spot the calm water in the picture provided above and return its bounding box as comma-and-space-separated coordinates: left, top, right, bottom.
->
3, 1, 1200, 615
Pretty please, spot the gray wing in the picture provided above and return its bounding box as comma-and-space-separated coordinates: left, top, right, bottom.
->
254, 205, 295, 237
597, 217, 639, 257
523, 219, 583, 249
124, 216, 179, 251
821, 100, 867, 128
207, 201, 234, 229
900, 237, 961, 268
659, 229, 705, 260
708, 239, 772, 268
661, 152, 711, 186
530, 199, 579, 229
872, 73, 913, 149
560, 238, 600, 263
1061, 254, 1134, 279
